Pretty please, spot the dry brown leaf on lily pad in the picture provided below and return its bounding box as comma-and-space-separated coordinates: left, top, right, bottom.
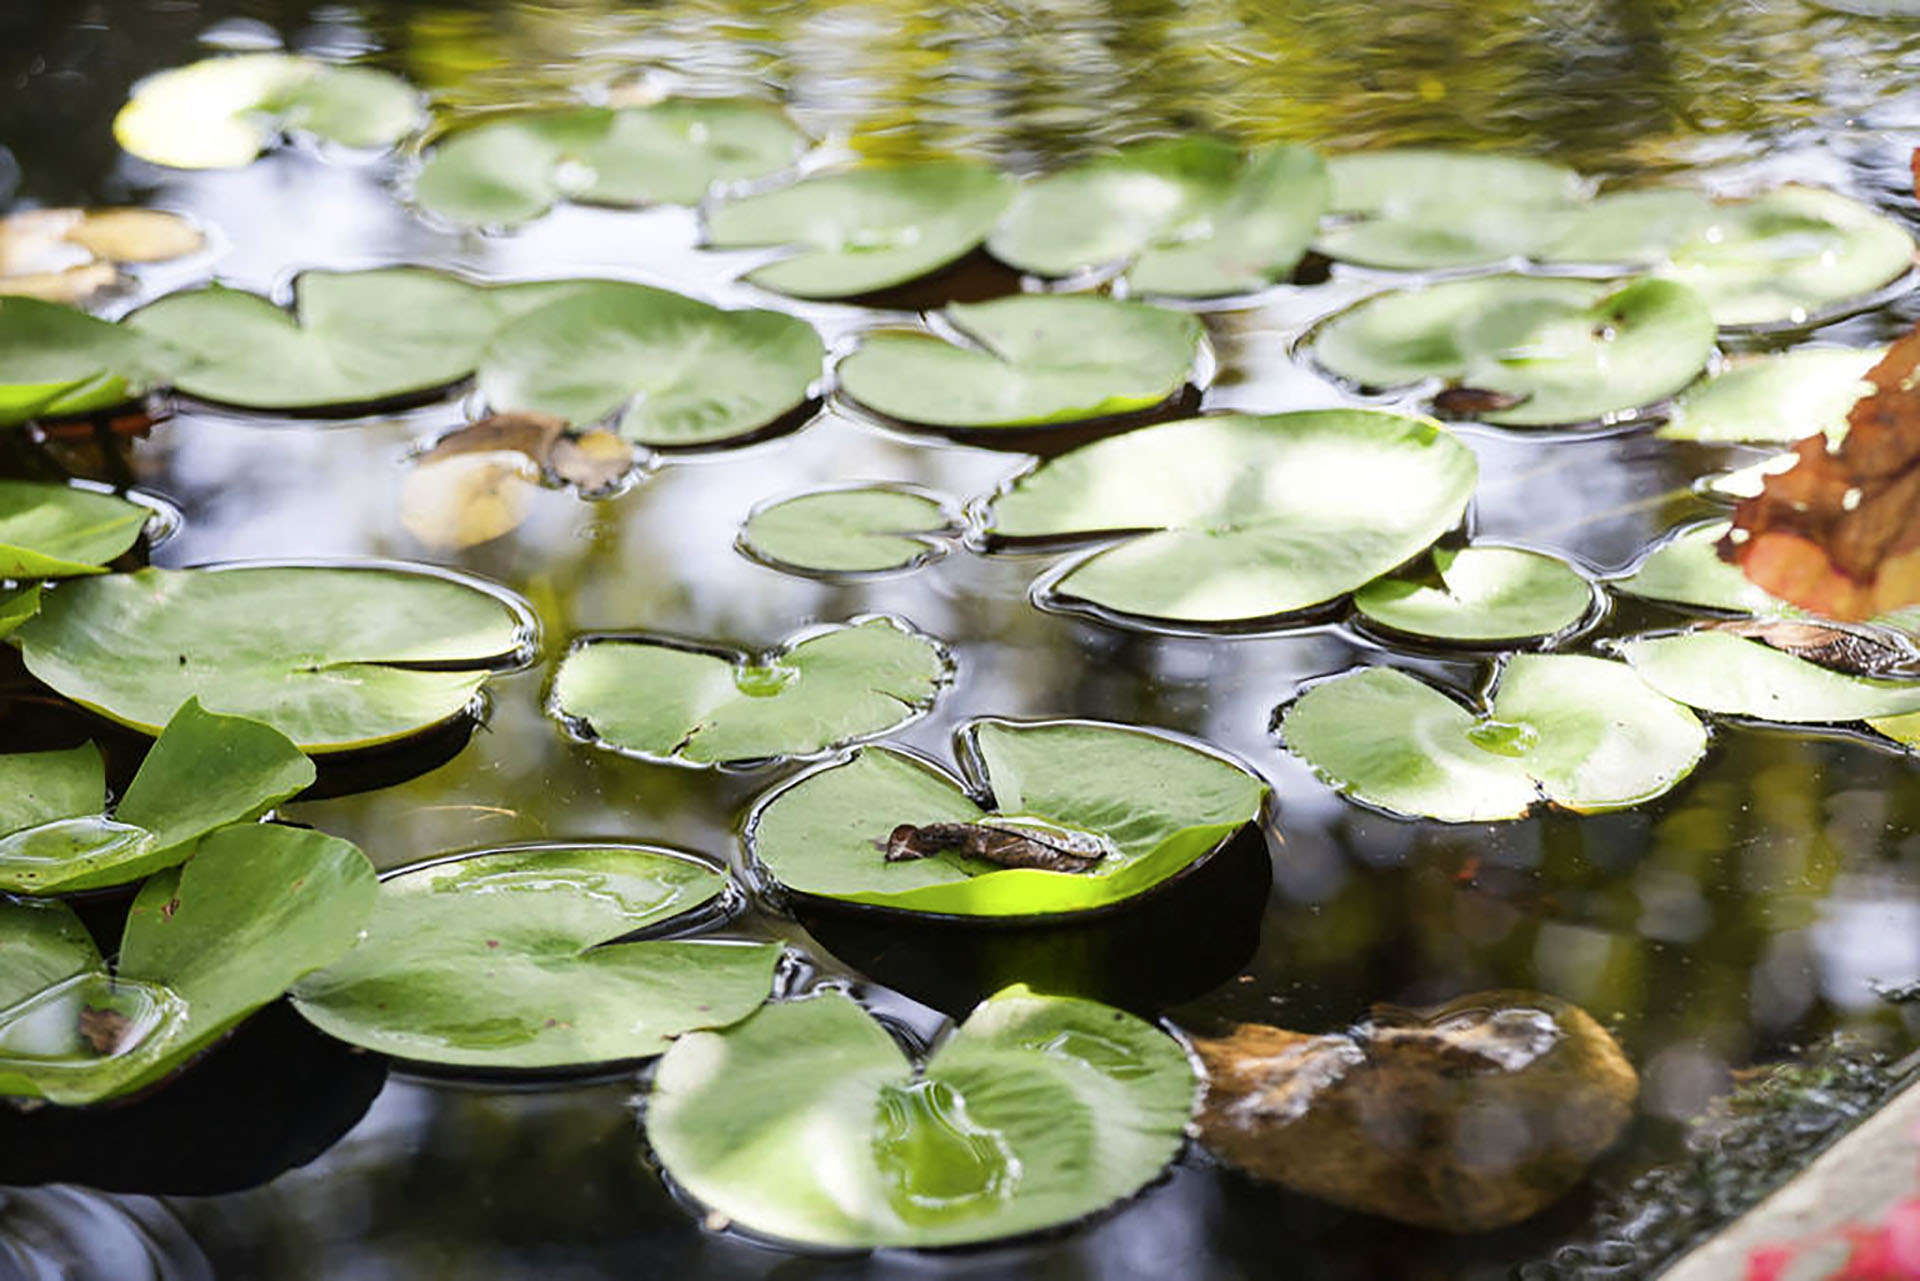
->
1705, 618, 1919, 676
402, 412, 639, 549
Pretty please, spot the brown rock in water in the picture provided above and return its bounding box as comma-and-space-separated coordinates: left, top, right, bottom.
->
1193, 990, 1638, 1232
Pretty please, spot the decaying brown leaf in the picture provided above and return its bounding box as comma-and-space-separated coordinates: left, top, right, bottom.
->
879, 820, 1108, 873
77, 1006, 133, 1056
1704, 618, 1917, 676
416, 412, 637, 491
0, 208, 205, 304
1432, 386, 1531, 418
1193, 990, 1637, 1232
403, 413, 639, 548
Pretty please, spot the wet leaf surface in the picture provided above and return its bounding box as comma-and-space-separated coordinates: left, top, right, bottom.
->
0, 480, 150, 578
1658, 347, 1881, 444
1352, 545, 1594, 643
1617, 629, 1920, 724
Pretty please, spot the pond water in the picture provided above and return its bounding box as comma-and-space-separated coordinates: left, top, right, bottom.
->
5, 1, 1920, 1277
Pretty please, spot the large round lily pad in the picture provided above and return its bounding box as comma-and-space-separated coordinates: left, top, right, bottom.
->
1318, 149, 1587, 270
1656, 187, 1916, 328
1617, 630, 1920, 723
0, 823, 375, 1106
0, 481, 150, 578
114, 53, 421, 169
747, 717, 1267, 918
738, 485, 959, 576
646, 984, 1194, 1248
11, 564, 533, 752
1310, 275, 1716, 427
413, 100, 806, 227
551, 617, 949, 767
0, 297, 169, 427
1324, 188, 1717, 274
1352, 545, 1595, 643
0, 699, 313, 896
1279, 655, 1708, 823
983, 410, 1476, 624
1658, 347, 1880, 444
704, 161, 1013, 299
291, 845, 780, 1070
127, 269, 574, 412
476, 280, 822, 446
989, 138, 1329, 297
837, 295, 1201, 429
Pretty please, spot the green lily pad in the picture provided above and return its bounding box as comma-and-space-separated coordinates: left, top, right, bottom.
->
114, 53, 421, 170
1533, 188, 1719, 267
705, 161, 1013, 299
738, 486, 959, 576
127, 269, 573, 412
1618, 630, 1920, 723
0, 296, 169, 428
0, 699, 314, 895
746, 717, 1267, 918
291, 844, 780, 1070
1310, 275, 1716, 427
1279, 655, 1708, 823
0, 823, 376, 1105
1317, 150, 1586, 270
1656, 187, 1916, 328
476, 280, 822, 446
551, 617, 949, 767
413, 100, 807, 227
1613, 521, 1792, 615
1352, 545, 1594, 643
646, 984, 1194, 1248
0, 481, 150, 578
837, 296, 1201, 429
988, 138, 1329, 297
983, 410, 1476, 624
12, 564, 532, 752
0, 586, 40, 638
1658, 347, 1880, 443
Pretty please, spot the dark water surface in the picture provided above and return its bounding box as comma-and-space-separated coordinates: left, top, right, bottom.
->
5, 2, 1920, 1278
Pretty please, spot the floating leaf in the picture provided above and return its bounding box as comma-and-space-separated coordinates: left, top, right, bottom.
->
738, 485, 958, 576
0, 699, 314, 895
114, 53, 421, 169
1658, 347, 1880, 444
414, 100, 806, 227
705, 161, 1013, 299
11, 564, 531, 752
1614, 521, 1792, 615
1317, 150, 1586, 270
646, 985, 1194, 1248
0, 824, 375, 1106
0, 585, 41, 638
477, 280, 822, 445
837, 295, 1200, 430
0, 481, 149, 578
1656, 186, 1915, 328
0, 296, 169, 427
747, 717, 1266, 918
1324, 187, 1718, 273
1310, 275, 1716, 427
400, 413, 637, 551
127, 269, 573, 412
552, 617, 949, 768
1279, 656, 1707, 823
983, 410, 1476, 624
989, 138, 1329, 297
0, 209, 206, 305
292, 845, 780, 1069
1617, 629, 1920, 723
1352, 545, 1594, 643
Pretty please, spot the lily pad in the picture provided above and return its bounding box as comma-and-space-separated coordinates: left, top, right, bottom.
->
1309, 275, 1716, 427
1618, 630, 1920, 723
645, 984, 1194, 1248
476, 281, 822, 446
413, 100, 806, 227
983, 410, 1476, 624
988, 138, 1329, 297
114, 53, 421, 169
1318, 150, 1587, 270
11, 564, 532, 752
0, 481, 150, 578
291, 845, 780, 1070
127, 269, 572, 412
1658, 347, 1880, 443
1613, 521, 1792, 615
738, 486, 959, 576
1326, 188, 1715, 274
1278, 655, 1708, 823
0, 208, 207, 305
838, 296, 1201, 429
746, 717, 1267, 918
0, 699, 314, 895
551, 617, 949, 768
0, 296, 169, 427
1656, 187, 1916, 328
704, 161, 1013, 299
0, 586, 40, 638
0, 823, 375, 1105
1352, 545, 1594, 643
